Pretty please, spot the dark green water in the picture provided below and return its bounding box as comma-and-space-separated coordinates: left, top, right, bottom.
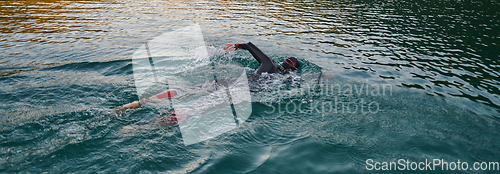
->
1, 0, 499, 173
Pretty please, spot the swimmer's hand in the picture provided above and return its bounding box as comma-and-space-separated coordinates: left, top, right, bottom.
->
114, 89, 177, 114
224, 44, 236, 51
113, 100, 142, 115
224, 43, 245, 51
113, 99, 146, 114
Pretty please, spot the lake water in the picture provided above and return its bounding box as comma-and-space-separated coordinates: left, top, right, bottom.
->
1, 0, 499, 173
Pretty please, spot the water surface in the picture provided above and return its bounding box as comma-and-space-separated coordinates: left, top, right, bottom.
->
1, 0, 499, 173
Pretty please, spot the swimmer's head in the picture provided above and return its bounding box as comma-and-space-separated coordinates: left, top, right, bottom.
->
280, 57, 300, 72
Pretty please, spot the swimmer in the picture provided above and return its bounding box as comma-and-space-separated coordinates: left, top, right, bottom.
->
116, 42, 311, 133
117, 42, 302, 113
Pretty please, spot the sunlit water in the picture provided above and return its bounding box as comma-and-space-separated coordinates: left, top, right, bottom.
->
1, 0, 499, 173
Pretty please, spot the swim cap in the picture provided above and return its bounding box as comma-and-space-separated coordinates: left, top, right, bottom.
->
281, 57, 300, 70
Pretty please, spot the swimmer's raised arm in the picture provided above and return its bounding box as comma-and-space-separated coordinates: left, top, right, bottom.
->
224, 42, 267, 63
225, 42, 277, 74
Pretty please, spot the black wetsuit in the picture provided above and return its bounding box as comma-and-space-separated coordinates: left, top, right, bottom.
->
235, 42, 278, 74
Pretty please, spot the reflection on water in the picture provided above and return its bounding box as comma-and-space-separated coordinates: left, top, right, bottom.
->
1, 0, 499, 173
0, 0, 122, 44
